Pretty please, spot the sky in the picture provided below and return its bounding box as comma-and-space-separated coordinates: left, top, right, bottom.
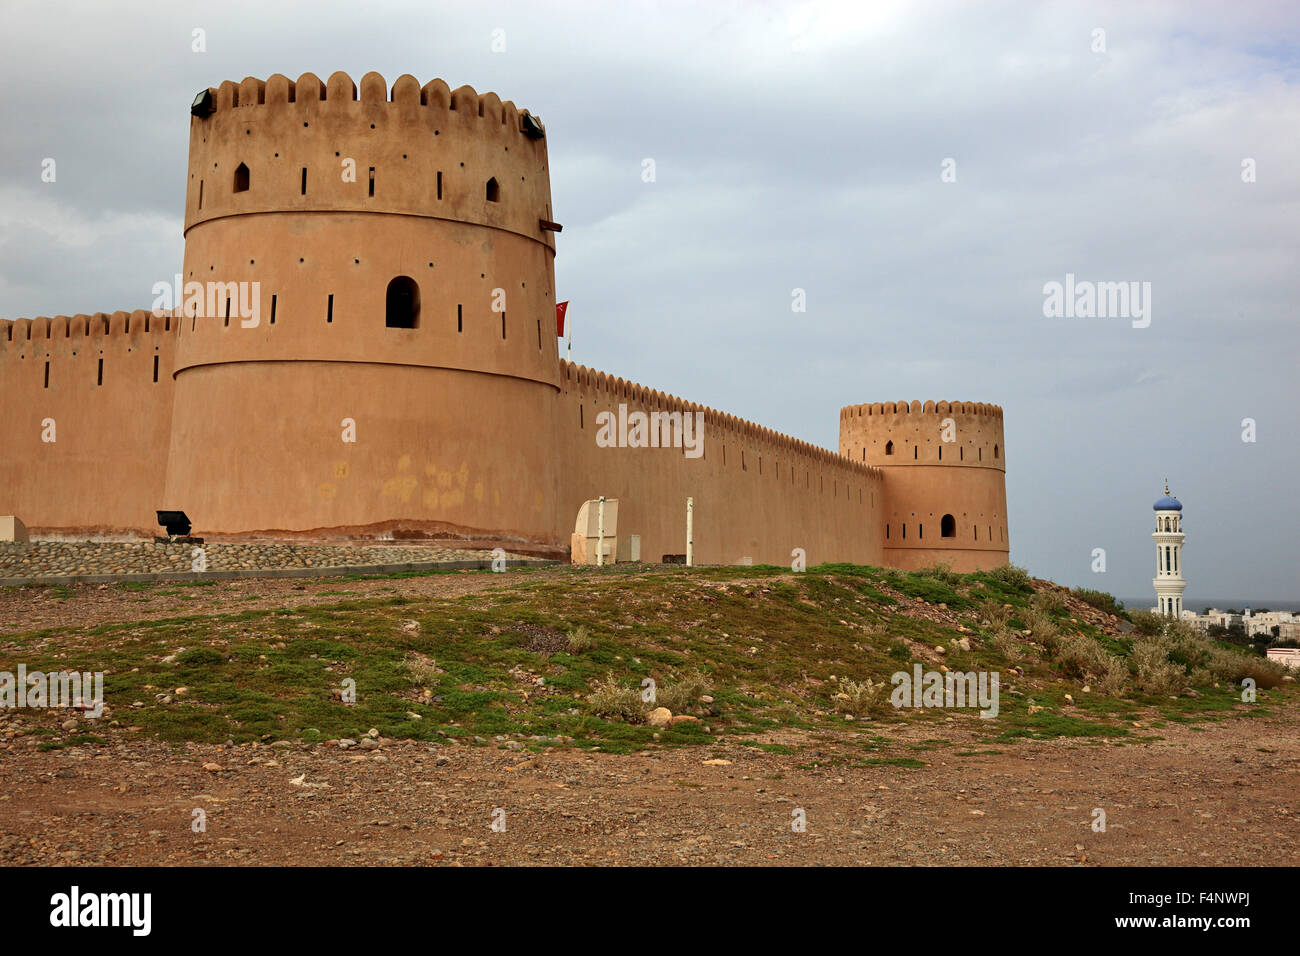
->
0, 0, 1296, 601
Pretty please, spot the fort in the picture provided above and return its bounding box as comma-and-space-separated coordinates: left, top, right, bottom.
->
0, 72, 1010, 572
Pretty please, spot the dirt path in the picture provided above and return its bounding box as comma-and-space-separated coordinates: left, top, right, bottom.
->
2, 704, 1295, 866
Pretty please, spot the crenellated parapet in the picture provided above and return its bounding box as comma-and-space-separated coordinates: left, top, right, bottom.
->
2, 310, 179, 360
185, 71, 554, 248
840, 399, 1003, 419
561, 360, 883, 482
839, 399, 1006, 469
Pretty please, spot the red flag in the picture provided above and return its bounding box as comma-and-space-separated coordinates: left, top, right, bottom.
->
556, 301, 569, 337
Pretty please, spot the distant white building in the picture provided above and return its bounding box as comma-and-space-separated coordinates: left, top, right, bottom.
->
1152, 482, 1186, 618
1243, 609, 1298, 638
1266, 648, 1300, 671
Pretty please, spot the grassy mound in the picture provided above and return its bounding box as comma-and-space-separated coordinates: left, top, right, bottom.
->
2, 562, 1290, 754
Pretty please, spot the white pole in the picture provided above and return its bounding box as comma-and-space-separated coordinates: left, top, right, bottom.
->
596, 496, 605, 567
686, 496, 694, 567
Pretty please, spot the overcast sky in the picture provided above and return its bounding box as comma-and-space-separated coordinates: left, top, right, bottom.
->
1, 0, 1296, 602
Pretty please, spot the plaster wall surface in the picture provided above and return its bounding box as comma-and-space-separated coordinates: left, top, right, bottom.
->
0, 312, 176, 535
556, 362, 885, 566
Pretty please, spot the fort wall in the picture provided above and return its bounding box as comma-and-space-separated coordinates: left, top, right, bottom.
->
557, 362, 885, 566
0, 311, 177, 535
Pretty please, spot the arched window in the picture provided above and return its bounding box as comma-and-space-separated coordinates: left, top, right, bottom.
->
385, 276, 420, 328
993, 444, 999, 459
485, 177, 500, 202
941, 514, 956, 538
885, 440, 894, 455
233, 162, 249, 193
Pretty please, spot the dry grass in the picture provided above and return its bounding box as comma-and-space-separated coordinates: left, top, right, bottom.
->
830, 675, 889, 717
566, 625, 596, 653
586, 673, 647, 722
655, 670, 710, 713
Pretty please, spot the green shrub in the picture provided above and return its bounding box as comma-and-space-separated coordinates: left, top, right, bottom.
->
916, 562, 961, 586
176, 648, 224, 666
1128, 610, 1165, 636
1071, 587, 1128, 618
987, 563, 1031, 588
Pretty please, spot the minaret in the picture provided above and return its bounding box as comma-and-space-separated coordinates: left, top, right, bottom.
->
1152, 481, 1186, 617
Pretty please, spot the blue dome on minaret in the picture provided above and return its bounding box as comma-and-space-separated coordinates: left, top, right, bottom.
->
1153, 480, 1181, 511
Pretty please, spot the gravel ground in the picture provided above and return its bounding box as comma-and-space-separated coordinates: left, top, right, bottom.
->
0, 541, 542, 578
0, 708, 1295, 866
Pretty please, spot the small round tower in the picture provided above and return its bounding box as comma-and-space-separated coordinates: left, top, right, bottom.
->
839, 400, 1009, 571
163, 72, 563, 545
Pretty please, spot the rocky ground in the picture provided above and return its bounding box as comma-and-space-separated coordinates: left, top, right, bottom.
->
0, 707, 1295, 866
0, 541, 542, 579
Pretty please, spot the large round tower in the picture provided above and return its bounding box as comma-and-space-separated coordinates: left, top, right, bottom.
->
163, 72, 563, 548
839, 400, 1009, 572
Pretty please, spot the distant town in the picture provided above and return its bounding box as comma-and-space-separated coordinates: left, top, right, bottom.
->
1167, 606, 1300, 670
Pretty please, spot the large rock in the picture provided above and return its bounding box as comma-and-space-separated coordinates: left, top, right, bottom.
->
646, 707, 673, 728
